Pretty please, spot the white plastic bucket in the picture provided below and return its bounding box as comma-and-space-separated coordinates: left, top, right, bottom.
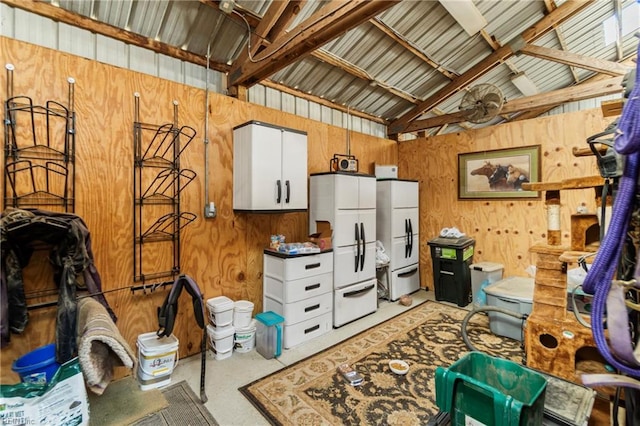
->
136, 332, 179, 391
234, 319, 256, 353
206, 296, 234, 328
233, 300, 254, 328
207, 324, 235, 360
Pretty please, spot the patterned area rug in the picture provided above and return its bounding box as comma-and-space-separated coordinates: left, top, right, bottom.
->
239, 301, 524, 425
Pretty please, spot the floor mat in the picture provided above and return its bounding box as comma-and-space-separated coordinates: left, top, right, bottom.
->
132, 380, 218, 425
88, 375, 168, 425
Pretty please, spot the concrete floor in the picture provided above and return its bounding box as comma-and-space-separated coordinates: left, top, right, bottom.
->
170, 289, 435, 426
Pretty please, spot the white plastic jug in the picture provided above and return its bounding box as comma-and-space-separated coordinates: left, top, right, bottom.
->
255, 311, 283, 359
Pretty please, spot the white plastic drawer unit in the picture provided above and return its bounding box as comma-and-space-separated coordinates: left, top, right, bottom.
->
263, 252, 333, 304
283, 312, 333, 348
264, 252, 333, 281
264, 273, 332, 304
333, 278, 377, 327
264, 291, 333, 325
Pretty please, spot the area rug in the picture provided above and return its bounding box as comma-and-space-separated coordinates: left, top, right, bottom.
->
240, 301, 524, 425
132, 380, 218, 425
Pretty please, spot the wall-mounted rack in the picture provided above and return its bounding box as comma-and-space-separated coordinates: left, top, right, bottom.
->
133, 93, 197, 282
3, 65, 76, 211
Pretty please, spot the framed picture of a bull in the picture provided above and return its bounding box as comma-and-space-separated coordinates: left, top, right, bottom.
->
458, 145, 541, 199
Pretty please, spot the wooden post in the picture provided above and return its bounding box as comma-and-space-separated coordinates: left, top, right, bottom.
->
546, 190, 561, 245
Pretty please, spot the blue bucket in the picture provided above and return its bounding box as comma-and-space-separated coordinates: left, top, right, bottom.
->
12, 343, 61, 385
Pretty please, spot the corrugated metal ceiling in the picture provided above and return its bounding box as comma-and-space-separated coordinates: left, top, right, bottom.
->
41, 0, 639, 136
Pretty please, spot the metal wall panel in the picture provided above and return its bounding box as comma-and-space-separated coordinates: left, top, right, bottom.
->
13, 8, 57, 49
96, 35, 129, 68
128, 45, 157, 75
0, 4, 15, 37
264, 86, 281, 110
158, 55, 184, 84
248, 84, 266, 106
308, 101, 321, 122
184, 61, 208, 89
58, 23, 95, 60
295, 98, 309, 118
281, 92, 296, 115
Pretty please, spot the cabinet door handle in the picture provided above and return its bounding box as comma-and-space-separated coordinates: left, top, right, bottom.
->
305, 263, 321, 270
276, 179, 282, 203
285, 180, 290, 203
405, 219, 409, 258
304, 304, 320, 313
360, 222, 365, 271
344, 284, 375, 297
410, 219, 414, 258
304, 324, 320, 334
354, 223, 360, 273
398, 267, 418, 278
440, 270, 454, 276
305, 283, 321, 291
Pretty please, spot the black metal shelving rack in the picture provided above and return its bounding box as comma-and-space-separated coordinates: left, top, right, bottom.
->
3, 65, 76, 212
133, 94, 197, 282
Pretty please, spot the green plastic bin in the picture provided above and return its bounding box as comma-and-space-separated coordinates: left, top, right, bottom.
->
435, 352, 547, 426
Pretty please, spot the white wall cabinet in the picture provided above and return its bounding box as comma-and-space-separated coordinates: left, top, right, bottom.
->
376, 179, 420, 301
309, 172, 378, 327
263, 250, 333, 348
233, 121, 307, 212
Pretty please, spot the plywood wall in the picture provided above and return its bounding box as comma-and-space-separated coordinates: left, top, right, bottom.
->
399, 110, 614, 289
0, 36, 615, 384
0, 37, 396, 382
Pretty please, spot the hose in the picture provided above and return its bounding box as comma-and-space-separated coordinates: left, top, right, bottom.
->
461, 306, 526, 353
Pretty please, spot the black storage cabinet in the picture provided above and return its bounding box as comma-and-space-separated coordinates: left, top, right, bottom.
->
427, 236, 475, 307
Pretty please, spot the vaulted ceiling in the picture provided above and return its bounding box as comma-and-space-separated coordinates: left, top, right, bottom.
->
7, 0, 638, 139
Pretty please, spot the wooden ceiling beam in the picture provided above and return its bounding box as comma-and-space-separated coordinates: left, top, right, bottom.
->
266, 1, 307, 41
369, 18, 458, 80
3, 0, 230, 73
404, 76, 623, 131
228, 0, 400, 88
519, 44, 632, 76
232, 0, 294, 71
387, 0, 594, 137
311, 49, 418, 104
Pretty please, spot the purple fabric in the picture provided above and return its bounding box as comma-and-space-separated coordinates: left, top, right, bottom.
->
582, 41, 640, 377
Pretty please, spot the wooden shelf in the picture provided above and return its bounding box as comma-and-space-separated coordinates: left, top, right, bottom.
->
522, 175, 604, 191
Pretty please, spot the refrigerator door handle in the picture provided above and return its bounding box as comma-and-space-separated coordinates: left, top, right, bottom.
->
354, 223, 360, 273
360, 222, 365, 271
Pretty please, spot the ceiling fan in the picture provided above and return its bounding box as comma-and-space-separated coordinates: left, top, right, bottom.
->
459, 83, 505, 123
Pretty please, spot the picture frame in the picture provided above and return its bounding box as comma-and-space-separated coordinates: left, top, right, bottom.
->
458, 145, 541, 199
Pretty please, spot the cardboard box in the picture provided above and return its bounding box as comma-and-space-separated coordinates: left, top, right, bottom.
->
309, 221, 332, 250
